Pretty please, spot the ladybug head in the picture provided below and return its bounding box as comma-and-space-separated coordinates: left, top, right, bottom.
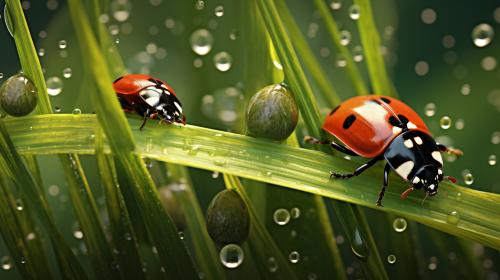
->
156, 94, 185, 124
410, 165, 442, 196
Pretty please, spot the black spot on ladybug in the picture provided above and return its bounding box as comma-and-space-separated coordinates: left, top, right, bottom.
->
113, 77, 123, 84
329, 105, 340, 116
343, 114, 356, 129
398, 114, 409, 125
389, 116, 400, 127
380, 97, 391, 104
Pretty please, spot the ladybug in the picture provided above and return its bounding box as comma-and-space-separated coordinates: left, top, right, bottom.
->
305, 95, 462, 206
113, 74, 185, 130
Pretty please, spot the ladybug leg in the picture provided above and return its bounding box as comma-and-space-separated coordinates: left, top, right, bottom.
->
436, 143, 463, 157
139, 109, 151, 130
330, 157, 380, 179
304, 136, 358, 156
376, 163, 391, 207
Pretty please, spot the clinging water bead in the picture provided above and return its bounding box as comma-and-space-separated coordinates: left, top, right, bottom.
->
0, 74, 38, 116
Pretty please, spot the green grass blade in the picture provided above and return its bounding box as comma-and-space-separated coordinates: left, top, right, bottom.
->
66, 0, 199, 278
353, 0, 396, 97
6, 115, 500, 250
95, 131, 146, 279
313, 0, 369, 96
224, 175, 297, 280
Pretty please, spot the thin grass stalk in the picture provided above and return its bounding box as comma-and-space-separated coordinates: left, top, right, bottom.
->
66, 0, 199, 278
312, 0, 368, 96
223, 174, 297, 280
353, 0, 396, 96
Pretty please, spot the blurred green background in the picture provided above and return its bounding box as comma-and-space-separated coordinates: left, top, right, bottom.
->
0, 0, 498, 279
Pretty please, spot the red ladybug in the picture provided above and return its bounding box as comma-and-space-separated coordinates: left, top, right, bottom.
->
305, 96, 462, 206
113, 74, 185, 130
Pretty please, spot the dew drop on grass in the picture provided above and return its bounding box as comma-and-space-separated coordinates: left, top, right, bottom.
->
193, 58, 203, 68
1, 256, 12, 271
393, 217, 407, 232
472, 23, 494, 48
440, 116, 452, 129
488, 154, 497, 166
16, 199, 23, 211
447, 210, 460, 225
463, 172, 474, 185
73, 224, 84, 239
290, 207, 301, 219
428, 257, 438, 271
214, 5, 224, 17
461, 83, 471, 95
72, 108, 82, 115
38, 48, 45, 57
289, 251, 300, 263
415, 60, 429, 76
336, 55, 347, 67
110, 0, 131, 22
46, 76, 63, 96
350, 229, 367, 259
267, 257, 278, 272
63, 68, 72, 78
339, 30, 351, 46
213, 51, 232, 72
195, 0, 205, 10
348, 4, 360, 20
455, 118, 464, 130
190, 29, 213, 56
387, 254, 397, 264
219, 244, 243, 269
421, 8, 437, 24
273, 208, 290, 226
58, 40, 67, 49
424, 103, 436, 117
481, 56, 497, 71
330, 0, 341, 10
352, 45, 363, 62
492, 131, 500, 144
0, 73, 3, 79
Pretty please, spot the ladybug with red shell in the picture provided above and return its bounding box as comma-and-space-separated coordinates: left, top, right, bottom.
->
306, 95, 462, 206
113, 74, 185, 130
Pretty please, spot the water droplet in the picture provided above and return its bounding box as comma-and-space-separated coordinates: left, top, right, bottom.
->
339, 30, 351, 46
195, 0, 205, 10
273, 208, 291, 226
4, 5, 14, 37
350, 229, 367, 258
421, 8, 437, 24
290, 207, 300, 219
58, 40, 67, 49
63, 68, 72, 78
330, 0, 341, 10
440, 116, 452, 129
481, 56, 497, 71
488, 155, 497, 166
348, 5, 360, 20
455, 118, 464, 130
214, 51, 232, 72
289, 251, 300, 263
219, 244, 243, 269
415, 60, 429, 76
393, 217, 408, 232
46, 76, 63, 96
352, 45, 363, 62
387, 254, 397, 264
124, 232, 132, 241
214, 5, 224, 17
1, 256, 12, 270
472, 23, 494, 48
336, 55, 347, 67
267, 257, 278, 272
190, 29, 213, 56
463, 172, 474, 185
0, 73, 3, 79
442, 34, 455, 48
492, 131, 500, 144
447, 210, 460, 225
72, 108, 82, 115
48, 185, 60, 196
38, 48, 45, 57
73, 229, 84, 239
110, 0, 131, 22
428, 256, 438, 270
424, 103, 436, 117
460, 84, 471, 95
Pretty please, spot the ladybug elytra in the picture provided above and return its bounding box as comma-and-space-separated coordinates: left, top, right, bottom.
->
113, 74, 185, 130
305, 95, 462, 206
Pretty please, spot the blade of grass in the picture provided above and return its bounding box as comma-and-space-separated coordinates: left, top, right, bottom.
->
5, 115, 500, 250
95, 130, 146, 279
66, 0, 199, 277
255, 0, 387, 278
312, 0, 368, 96
223, 175, 297, 280
353, 0, 396, 96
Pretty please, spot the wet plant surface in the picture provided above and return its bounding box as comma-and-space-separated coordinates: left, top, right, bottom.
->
0, 0, 499, 279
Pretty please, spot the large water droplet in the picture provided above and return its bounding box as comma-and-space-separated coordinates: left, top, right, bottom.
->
1, 256, 12, 270
46, 76, 63, 96
387, 254, 397, 264
220, 244, 243, 269
463, 172, 474, 185
393, 217, 408, 233
447, 210, 460, 225
190, 29, 213, 56
348, 5, 360, 20
4, 5, 14, 37
350, 229, 367, 258
110, 0, 131, 22
488, 154, 497, 166
440, 116, 452, 129
214, 51, 232, 72
273, 208, 291, 225
472, 23, 494, 48
214, 5, 224, 17
289, 251, 300, 263
58, 40, 67, 49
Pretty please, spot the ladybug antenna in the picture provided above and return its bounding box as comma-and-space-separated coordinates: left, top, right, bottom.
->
400, 187, 414, 200
444, 176, 457, 183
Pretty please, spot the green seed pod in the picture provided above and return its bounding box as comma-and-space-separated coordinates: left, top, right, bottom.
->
206, 189, 250, 245
246, 83, 298, 141
0, 74, 38, 116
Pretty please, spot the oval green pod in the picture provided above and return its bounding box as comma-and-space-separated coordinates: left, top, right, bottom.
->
246, 83, 299, 141
206, 189, 250, 245
0, 74, 38, 116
